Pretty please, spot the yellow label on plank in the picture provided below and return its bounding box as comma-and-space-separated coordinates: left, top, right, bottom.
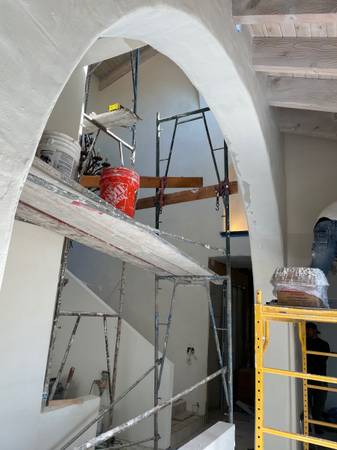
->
108, 103, 122, 112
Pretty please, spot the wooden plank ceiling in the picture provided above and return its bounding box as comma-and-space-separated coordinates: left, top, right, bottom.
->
92, 46, 157, 91
232, 1, 337, 140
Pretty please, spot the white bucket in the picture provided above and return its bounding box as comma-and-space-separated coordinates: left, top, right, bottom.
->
37, 131, 81, 179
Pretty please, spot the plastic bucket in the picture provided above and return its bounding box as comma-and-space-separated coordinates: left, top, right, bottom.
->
100, 167, 140, 218
37, 131, 81, 179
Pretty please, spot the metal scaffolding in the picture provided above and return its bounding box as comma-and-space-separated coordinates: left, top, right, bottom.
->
255, 290, 337, 450
154, 106, 233, 423
40, 56, 234, 448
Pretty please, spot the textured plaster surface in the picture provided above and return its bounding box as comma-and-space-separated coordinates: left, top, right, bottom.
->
0, 0, 284, 294
0, 2, 288, 446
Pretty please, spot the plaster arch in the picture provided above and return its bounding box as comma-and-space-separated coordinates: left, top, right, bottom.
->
0, 0, 284, 296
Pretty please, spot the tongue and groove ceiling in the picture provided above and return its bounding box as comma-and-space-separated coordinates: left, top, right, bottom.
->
233, 1, 337, 141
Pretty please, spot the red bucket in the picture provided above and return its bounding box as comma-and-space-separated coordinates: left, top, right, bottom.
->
100, 167, 140, 218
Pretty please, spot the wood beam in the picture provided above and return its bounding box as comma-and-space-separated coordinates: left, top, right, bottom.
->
275, 108, 337, 141
233, 1, 337, 24
80, 175, 204, 189
99, 46, 157, 91
267, 77, 337, 113
253, 37, 337, 78
136, 182, 238, 210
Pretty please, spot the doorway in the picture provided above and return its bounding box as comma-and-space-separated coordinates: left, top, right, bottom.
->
206, 256, 255, 449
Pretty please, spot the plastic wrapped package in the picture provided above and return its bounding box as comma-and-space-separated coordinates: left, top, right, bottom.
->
271, 267, 329, 308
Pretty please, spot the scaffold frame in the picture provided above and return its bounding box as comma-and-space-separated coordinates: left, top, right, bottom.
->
155, 106, 233, 424
255, 290, 337, 450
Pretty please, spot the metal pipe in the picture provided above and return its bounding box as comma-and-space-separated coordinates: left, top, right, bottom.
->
153, 276, 160, 450
206, 284, 229, 407
105, 436, 156, 449
61, 363, 157, 449
164, 118, 178, 177
202, 112, 221, 183
83, 113, 134, 152
103, 316, 113, 406
130, 48, 140, 166
110, 262, 127, 426
59, 311, 118, 318
309, 419, 337, 430
153, 227, 227, 254
264, 367, 337, 384
158, 281, 177, 389
307, 384, 337, 394
263, 426, 337, 449
177, 115, 203, 125
306, 350, 337, 358
49, 315, 81, 401
75, 368, 226, 450
155, 112, 161, 229
42, 238, 71, 407
222, 141, 233, 423
158, 107, 210, 123
119, 142, 124, 167
157, 275, 229, 284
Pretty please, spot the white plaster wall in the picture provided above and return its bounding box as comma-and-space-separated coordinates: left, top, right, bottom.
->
0, 2, 287, 447
70, 54, 250, 417
0, 221, 99, 450
45, 66, 86, 140
179, 421, 235, 450
51, 271, 174, 448
38, 396, 100, 450
0, 0, 285, 300
285, 133, 337, 412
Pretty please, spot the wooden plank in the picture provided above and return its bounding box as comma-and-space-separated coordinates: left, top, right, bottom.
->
264, 23, 282, 37
295, 23, 312, 37
136, 182, 238, 210
48, 399, 82, 408
267, 76, 337, 112
327, 22, 337, 36
233, 1, 337, 24
249, 24, 266, 37
310, 23, 327, 37
17, 158, 213, 277
280, 23, 296, 37
253, 37, 337, 77
275, 108, 337, 140
80, 175, 204, 189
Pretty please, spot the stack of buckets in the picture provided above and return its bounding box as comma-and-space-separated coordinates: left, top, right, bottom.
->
37, 130, 139, 218
37, 131, 81, 180
100, 167, 140, 218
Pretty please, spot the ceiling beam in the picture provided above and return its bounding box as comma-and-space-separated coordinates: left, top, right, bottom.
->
275, 108, 337, 141
233, 1, 337, 24
99, 46, 157, 91
253, 37, 337, 78
268, 76, 337, 113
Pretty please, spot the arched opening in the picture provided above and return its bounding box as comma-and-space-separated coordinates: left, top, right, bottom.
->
0, 3, 289, 449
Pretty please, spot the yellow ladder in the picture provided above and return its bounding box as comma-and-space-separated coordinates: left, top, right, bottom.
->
255, 290, 337, 449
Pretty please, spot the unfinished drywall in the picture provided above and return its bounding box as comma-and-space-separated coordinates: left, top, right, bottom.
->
52, 271, 174, 448
0, 221, 100, 450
